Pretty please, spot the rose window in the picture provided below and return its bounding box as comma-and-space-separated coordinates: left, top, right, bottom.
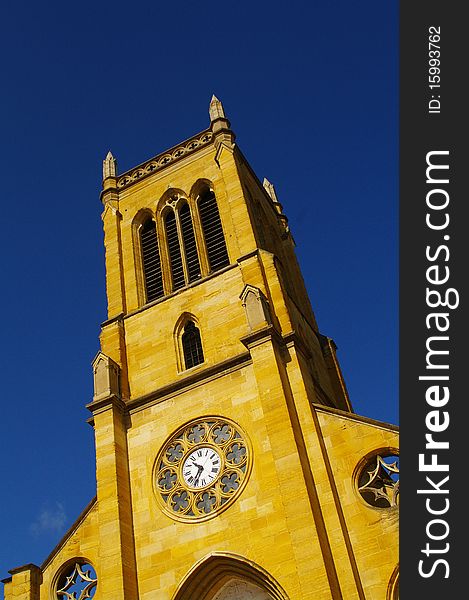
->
56, 561, 97, 600
357, 453, 399, 508
154, 417, 251, 522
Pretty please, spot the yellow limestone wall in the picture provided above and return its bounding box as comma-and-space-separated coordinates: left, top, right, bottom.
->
314, 409, 399, 599
3, 113, 398, 600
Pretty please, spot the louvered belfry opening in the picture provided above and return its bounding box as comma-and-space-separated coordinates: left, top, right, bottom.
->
182, 321, 204, 369
179, 203, 201, 283
140, 218, 164, 302
165, 210, 185, 291
198, 190, 229, 272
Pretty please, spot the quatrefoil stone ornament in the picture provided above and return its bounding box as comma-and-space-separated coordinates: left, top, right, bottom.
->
154, 417, 251, 522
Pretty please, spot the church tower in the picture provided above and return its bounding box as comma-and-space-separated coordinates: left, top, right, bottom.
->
3, 98, 399, 600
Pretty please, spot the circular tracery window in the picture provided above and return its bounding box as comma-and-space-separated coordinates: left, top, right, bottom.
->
154, 417, 251, 522
55, 561, 97, 600
357, 452, 399, 508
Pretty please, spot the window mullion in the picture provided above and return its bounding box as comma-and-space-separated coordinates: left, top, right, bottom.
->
156, 215, 172, 295
175, 207, 190, 285
179, 203, 201, 283
192, 199, 210, 277
165, 210, 185, 291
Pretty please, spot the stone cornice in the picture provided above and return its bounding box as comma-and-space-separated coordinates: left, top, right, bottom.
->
126, 352, 252, 414
86, 353, 252, 424
114, 129, 213, 191
240, 324, 284, 351
86, 393, 126, 417
312, 403, 399, 432
7, 564, 41, 577
101, 263, 236, 327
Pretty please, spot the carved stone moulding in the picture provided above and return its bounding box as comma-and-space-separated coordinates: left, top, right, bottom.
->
117, 132, 213, 190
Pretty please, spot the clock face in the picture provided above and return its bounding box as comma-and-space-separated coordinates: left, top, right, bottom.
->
182, 447, 222, 489
154, 417, 251, 522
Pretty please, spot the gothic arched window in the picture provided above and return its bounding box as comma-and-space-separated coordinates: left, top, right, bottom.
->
198, 190, 229, 272
140, 218, 163, 302
179, 202, 201, 282
165, 210, 185, 291
137, 187, 229, 305
182, 321, 204, 369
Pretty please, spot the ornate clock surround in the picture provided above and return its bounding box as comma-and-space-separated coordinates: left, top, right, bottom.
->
153, 416, 252, 522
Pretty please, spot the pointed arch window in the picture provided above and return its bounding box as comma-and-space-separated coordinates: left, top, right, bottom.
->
182, 321, 204, 369
198, 190, 229, 271
165, 210, 185, 291
140, 218, 163, 302
136, 187, 229, 305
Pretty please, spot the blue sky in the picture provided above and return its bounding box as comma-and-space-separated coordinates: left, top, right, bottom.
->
0, 0, 398, 587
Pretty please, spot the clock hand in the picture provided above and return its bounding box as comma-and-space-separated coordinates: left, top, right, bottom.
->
193, 464, 204, 486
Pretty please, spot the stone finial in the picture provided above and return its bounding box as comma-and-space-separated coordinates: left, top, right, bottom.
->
240, 284, 272, 331
209, 95, 226, 122
263, 178, 278, 203
263, 178, 289, 235
92, 352, 121, 402
103, 150, 117, 180
263, 177, 285, 217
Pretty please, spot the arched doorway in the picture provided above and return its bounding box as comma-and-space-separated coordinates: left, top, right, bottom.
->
386, 565, 399, 600
172, 552, 289, 600
211, 578, 272, 599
